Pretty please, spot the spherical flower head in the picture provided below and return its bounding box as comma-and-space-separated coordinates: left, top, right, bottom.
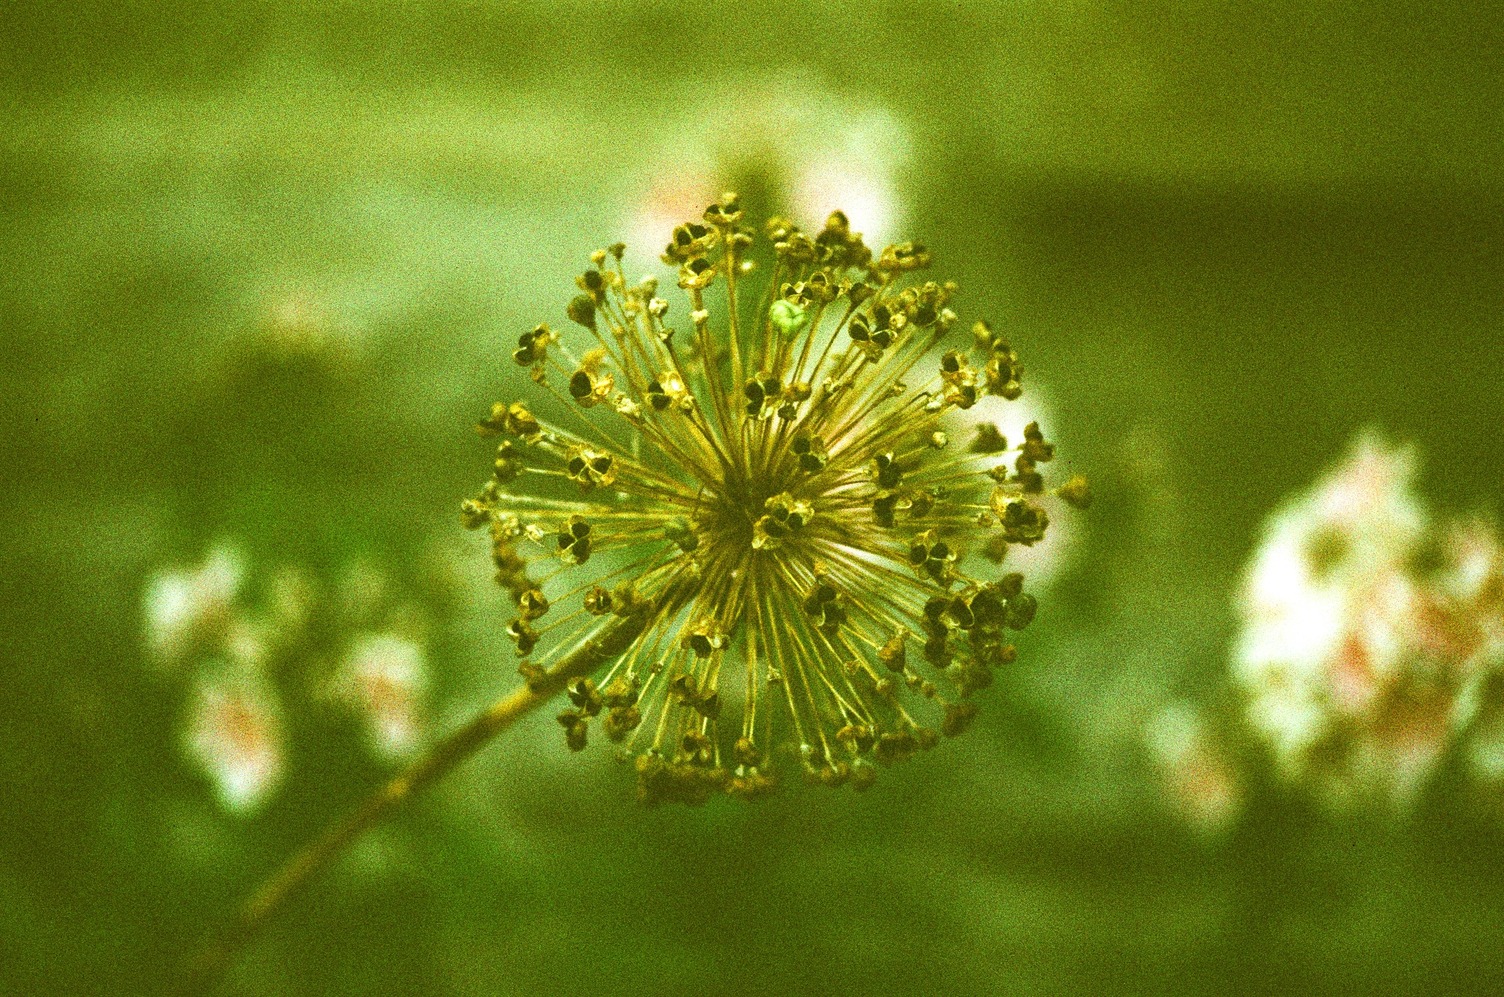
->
465, 195, 1084, 804
1235, 431, 1504, 808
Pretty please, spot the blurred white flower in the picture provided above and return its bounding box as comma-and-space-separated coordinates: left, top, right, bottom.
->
142, 546, 245, 668
145, 544, 448, 808
182, 666, 285, 814
1147, 702, 1243, 833
334, 633, 428, 761
787, 127, 904, 248
1235, 431, 1504, 808
623, 78, 910, 263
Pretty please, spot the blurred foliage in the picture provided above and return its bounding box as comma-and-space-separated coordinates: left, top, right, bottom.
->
1, 2, 1501, 995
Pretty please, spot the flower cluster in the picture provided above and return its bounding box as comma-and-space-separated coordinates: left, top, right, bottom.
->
465, 194, 1085, 804
143, 548, 433, 813
1232, 433, 1504, 809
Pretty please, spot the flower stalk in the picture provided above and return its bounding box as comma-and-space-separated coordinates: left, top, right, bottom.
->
175, 600, 662, 995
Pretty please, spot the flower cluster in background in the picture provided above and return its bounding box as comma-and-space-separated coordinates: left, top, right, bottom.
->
623, 76, 911, 267
1150, 432, 1504, 828
143, 547, 434, 813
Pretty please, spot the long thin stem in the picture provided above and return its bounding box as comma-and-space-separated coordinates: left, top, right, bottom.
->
174, 605, 658, 995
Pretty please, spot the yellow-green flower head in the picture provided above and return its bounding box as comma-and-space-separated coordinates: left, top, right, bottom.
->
464, 194, 1085, 804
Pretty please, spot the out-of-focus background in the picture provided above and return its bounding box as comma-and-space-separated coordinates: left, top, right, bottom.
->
2, 3, 1501, 994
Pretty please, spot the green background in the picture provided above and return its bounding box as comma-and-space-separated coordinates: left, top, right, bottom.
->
2, 2, 1501, 994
